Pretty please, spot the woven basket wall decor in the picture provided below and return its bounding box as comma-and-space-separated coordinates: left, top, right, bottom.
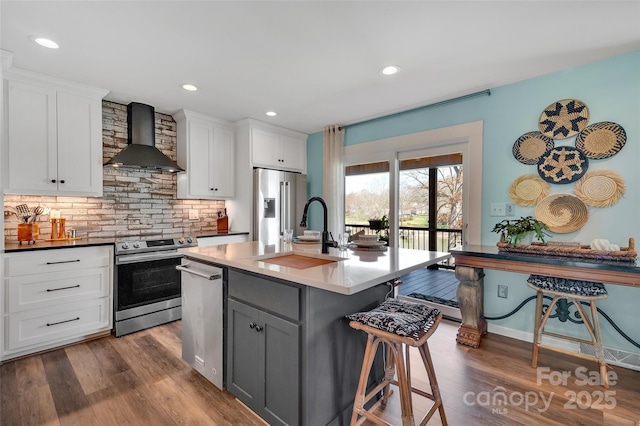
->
538, 99, 589, 139
537, 146, 589, 184
512, 132, 554, 164
574, 170, 625, 207
575, 121, 626, 159
535, 194, 589, 234
509, 174, 550, 206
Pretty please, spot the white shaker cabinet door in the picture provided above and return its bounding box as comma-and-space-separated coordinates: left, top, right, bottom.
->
5, 80, 58, 193
55, 91, 103, 196
211, 125, 235, 198
186, 119, 216, 198
251, 128, 282, 169
280, 134, 306, 172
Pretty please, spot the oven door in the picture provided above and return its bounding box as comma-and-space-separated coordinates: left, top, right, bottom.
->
115, 251, 183, 315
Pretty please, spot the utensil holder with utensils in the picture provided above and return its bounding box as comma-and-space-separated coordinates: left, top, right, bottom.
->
17, 223, 38, 244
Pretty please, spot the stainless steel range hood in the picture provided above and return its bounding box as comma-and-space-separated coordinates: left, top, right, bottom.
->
104, 102, 184, 172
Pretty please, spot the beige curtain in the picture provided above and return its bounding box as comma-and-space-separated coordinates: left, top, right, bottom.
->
323, 125, 345, 237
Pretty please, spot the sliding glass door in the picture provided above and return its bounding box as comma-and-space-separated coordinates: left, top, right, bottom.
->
398, 154, 463, 265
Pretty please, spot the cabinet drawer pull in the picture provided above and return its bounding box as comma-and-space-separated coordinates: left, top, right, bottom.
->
255, 325, 263, 332
60, 179, 65, 184
46, 259, 81, 265
51, 179, 57, 183
46, 284, 80, 292
249, 322, 256, 329
46, 317, 80, 327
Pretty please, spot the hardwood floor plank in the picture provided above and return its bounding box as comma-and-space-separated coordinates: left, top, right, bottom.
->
18, 384, 60, 426
40, 349, 98, 425
86, 369, 175, 426
85, 337, 130, 377
0, 362, 22, 426
133, 334, 191, 375
14, 355, 48, 393
146, 320, 183, 360
107, 333, 168, 384
170, 368, 265, 426
65, 342, 112, 395
143, 376, 221, 425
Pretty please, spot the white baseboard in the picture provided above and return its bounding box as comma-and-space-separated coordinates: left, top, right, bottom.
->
487, 323, 640, 371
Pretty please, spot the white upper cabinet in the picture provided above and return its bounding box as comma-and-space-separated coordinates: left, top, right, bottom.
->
251, 126, 306, 172
174, 110, 235, 199
3, 71, 108, 196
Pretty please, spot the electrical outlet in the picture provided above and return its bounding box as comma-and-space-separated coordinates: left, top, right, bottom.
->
498, 285, 508, 299
505, 203, 515, 217
189, 209, 199, 220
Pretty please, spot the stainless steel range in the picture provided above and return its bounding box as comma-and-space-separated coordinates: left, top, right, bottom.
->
114, 236, 197, 337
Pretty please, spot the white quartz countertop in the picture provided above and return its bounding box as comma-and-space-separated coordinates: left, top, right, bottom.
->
179, 241, 451, 295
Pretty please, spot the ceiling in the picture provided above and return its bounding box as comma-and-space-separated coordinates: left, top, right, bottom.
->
2, 1, 639, 135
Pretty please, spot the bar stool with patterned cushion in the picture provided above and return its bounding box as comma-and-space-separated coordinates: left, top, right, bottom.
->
346, 298, 447, 426
527, 274, 610, 388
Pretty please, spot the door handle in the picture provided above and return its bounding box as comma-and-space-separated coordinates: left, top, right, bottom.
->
176, 265, 222, 280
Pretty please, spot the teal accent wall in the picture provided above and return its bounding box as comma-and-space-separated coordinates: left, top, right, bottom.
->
306, 51, 640, 353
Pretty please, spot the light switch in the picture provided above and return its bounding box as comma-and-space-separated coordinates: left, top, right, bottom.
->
189, 209, 199, 220
490, 202, 506, 217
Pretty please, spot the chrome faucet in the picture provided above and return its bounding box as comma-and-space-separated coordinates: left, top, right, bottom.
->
300, 196, 337, 254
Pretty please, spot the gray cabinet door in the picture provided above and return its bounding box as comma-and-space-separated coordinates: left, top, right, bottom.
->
227, 298, 300, 426
260, 310, 300, 426
227, 299, 260, 406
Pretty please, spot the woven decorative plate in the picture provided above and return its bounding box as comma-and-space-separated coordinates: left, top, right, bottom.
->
575, 121, 626, 159
509, 174, 550, 206
535, 194, 589, 234
574, 170, 625, 207
537, 146, 589, 184
538, 99, 589, 139
512, 132, 554, 164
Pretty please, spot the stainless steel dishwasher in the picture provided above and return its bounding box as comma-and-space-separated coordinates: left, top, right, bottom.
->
177, 258, 224, 389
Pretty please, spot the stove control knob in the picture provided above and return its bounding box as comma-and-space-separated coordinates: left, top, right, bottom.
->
178, 238, 185, 244
186, 237, 193, 244
121, 243, 130, 250
133, 242, 141, 249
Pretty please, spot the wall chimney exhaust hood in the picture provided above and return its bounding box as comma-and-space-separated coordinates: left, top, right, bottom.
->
104, 102, 184, 172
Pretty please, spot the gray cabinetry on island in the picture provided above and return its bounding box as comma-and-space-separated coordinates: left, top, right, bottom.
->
227, 269, 300, 426
226, 267, 388, 426
227, 298, 300, 426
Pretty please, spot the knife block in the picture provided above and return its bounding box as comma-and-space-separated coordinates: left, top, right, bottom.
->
217, 216, 228, 233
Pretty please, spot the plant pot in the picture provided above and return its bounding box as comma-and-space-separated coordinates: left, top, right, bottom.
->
368, 219, 384, 230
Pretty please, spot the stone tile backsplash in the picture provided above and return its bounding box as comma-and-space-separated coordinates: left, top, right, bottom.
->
4, 101, 225, 242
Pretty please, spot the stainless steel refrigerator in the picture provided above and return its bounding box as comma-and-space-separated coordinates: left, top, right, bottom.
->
253, 168, 307, 245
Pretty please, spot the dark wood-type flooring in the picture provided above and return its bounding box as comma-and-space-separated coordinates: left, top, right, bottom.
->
398, 268, 458, 301
2, 319, 639, 425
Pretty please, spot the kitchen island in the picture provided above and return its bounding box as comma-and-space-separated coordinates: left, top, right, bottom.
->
179, 241, 449, 426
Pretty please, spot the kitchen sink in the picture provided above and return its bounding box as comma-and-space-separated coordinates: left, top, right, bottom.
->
251, 252, 346, 269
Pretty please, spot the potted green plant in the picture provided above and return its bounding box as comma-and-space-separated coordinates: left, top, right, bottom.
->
368, 215, 389, 243
492, 216, 551, 245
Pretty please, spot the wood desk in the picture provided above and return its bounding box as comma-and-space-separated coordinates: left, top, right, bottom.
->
450, 245, 640, 348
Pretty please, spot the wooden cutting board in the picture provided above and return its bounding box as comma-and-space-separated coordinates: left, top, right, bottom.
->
260, 254, 336, 269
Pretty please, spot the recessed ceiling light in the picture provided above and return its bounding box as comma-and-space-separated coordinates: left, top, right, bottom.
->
182, 84, 198, 92
31, 36, 59, 49
380, 65, 401, 76
265, 111, 277, 117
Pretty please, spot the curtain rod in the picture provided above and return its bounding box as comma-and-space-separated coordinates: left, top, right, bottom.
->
341, 88, 491, 130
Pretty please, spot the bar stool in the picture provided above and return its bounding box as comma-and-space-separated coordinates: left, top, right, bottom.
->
347, 298, 447, 426
527, 274, 610, 388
